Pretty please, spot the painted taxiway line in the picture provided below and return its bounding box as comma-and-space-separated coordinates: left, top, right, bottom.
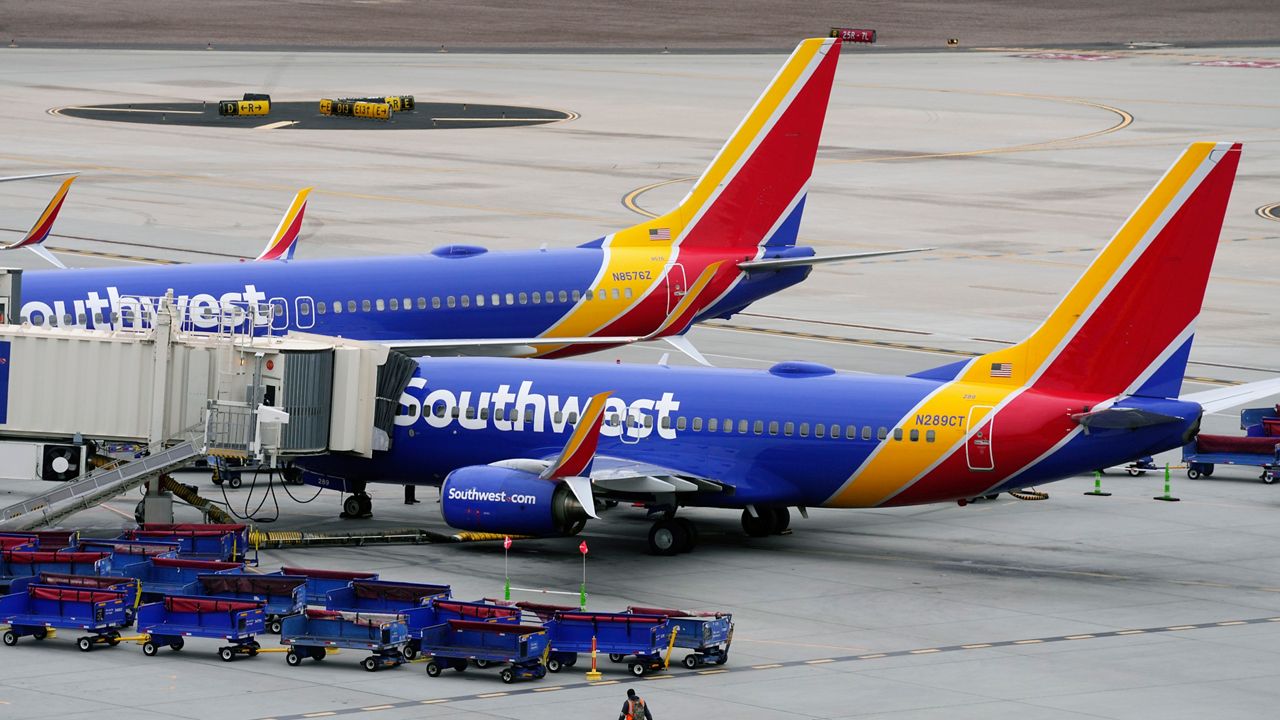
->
256, 615, 1280, 720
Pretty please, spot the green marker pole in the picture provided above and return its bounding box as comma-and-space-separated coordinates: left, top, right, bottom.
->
1154, 463, 1180, 502
1084, 469, 1111, 497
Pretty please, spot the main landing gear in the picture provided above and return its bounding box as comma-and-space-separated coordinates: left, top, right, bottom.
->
646, 506, 795, 555
341, 482, 373, 518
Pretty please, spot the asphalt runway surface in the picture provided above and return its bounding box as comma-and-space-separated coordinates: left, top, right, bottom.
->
2, 39, 1280, 720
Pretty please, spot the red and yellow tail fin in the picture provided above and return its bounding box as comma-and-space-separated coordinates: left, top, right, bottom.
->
968, 142, 1242, 398
255, 187, 311, 261
541, 391, 612, 480
608, 37, 841, 254
10, 176, 75, 249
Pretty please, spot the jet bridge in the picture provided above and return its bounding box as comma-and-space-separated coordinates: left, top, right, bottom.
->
0, 286, 415, 529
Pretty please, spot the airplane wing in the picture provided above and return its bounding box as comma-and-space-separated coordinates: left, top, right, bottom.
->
2, 176, 76, 269
383, 336, 642, 357
737, 247, 932, 272
1182, 377, 1280, 414
588, 456, 729, 495
255, 187, 312, 261
0, 171, 78, 183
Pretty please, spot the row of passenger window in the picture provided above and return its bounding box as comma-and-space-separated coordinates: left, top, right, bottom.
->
314, 287, 633, 316
414, 403, 939, 443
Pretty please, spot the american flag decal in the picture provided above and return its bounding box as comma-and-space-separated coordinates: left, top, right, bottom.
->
989, 362, 1013, 378
648, 227, 671, 241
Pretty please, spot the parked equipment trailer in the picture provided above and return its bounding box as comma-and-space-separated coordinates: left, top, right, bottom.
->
280, 608, 408, 671
626, 606, 733, 669
324, 580, 450, 613
0, 582, 129, 651
418, 619, 549, 684
135, 595, 265, 660
273, 566, 378, 606
543, 611, 673, 676
1184, 406, 1280, 482
197, 573, 304, 634
401, 599, 522, 660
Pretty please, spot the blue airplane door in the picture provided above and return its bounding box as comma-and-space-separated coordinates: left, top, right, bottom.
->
965, 406, 995, 471
665, 263, 687, 314
295, 296, 315, 329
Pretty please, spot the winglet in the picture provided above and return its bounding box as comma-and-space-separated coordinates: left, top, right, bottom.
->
256, 187, 312, 261
541, 391, 612, 480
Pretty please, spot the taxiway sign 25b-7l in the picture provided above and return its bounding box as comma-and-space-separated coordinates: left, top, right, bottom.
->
12, 37, 913, 361
300, 142, 1272, 553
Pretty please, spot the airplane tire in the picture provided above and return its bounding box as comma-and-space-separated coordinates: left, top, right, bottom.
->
675, 517, 698, 552
358, 494, 373, 515
648, 519, 689, 556
772, 507, 791, 534
741, 509, 776, 538
343, 495, 363, 517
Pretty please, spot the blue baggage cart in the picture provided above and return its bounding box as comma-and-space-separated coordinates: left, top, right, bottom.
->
124, 526, 239, 561
0, 582, 129, 651
0, 531, 79, 550
1183, 406, 1280, 482
400, 599, 522, 660
627, 605, 733, 669
197, 573, 305, 634
135, 594, 265, 661
0, 535, 37, 553
543, 611, 673, 676
418, 619, 549, 683
79, 539, 180, 574
273, 566, 378, 606
112, 556, 242, 600
280, 608, 408, 671
1, 549, 109, 589
11, 573, 142, 623
325, 579, 450, 613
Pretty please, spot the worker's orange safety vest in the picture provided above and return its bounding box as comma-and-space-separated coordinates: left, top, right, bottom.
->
626, 698, 646, 720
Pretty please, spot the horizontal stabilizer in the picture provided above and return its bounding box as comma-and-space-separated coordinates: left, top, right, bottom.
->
0, 171, 78, 184
1182, 377, 1280, 414
1071, 407, 1183, 430
738, 247, 932, 272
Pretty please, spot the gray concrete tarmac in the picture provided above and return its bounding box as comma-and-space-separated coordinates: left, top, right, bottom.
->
2, 44, 1280, 719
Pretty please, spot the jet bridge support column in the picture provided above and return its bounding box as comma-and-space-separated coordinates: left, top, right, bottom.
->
142, 291, 176, 524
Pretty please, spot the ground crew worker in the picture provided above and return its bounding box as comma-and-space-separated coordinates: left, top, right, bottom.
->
619, 688, 653, 720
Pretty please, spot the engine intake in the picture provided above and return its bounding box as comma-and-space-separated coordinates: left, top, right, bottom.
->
441, 466, 590, 537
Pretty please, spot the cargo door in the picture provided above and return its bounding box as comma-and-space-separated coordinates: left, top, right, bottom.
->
965, 405, 995, 471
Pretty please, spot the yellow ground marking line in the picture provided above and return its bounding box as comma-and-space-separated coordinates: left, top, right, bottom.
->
1116, 630, 1145, 635
254, 121, 298, 130
961, 644, 992, 649
359, 705, 393, 711
1065, 635, 1095, 640
532, 686, 563, 692
476, 692, 509, 698
858, 653, 887, 659
698, 669, 729, 675
1167, 626, 1197, 631
804, 658, 835, 664
910, 648, 942, 654
419, 699, 449, 704
751, 663, 783, 669
1217, 621, 1247, 626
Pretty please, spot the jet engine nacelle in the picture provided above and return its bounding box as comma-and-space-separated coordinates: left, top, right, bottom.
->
440, 466, 590, 536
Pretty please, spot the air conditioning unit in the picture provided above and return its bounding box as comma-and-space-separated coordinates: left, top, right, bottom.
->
40, 443, 85, 482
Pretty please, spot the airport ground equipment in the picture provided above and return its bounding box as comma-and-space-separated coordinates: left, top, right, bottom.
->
0, 535, 35, 552
78, 539, 178, 573
0, 283, 414, 530
542, 611, 673, 676
1, 549, 108, 589
0, 582, 129, 650
196, 573, 304, 634
417, 619, 548, 683
11, 573, 141, 622
400, 598, 521, 660
324, 579, 451, 613
112, 556, 242, 600
0, 530, 77, 549
626, 605, 732, 669
280, 608, 408, 671
135, 594, 265, 660
271, 566, 378, 606
1184, 405, 1280, 482
122, 524, 246, 561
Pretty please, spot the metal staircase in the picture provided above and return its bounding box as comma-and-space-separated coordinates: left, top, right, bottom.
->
0, 430, 206, 531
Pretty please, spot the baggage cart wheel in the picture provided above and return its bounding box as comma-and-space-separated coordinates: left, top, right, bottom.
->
500, 668, 515, 684
267, 619, 282, 634
683, 654, 700, 669
546, 657, 562, 673
362, 656, 379, 672
564, 656, 578, 667
534, 665, 546, 679
219, 647, 236, 662
629, 662, 646, 677
1187, 467, 1201, 480
474, 658, 490, 668
227, 474, 243, 489
2, 630, 17, 646
248, 645, 259, 657
1127, 467, 1144, 477
310, 648, 326, 661
714, 652, 728, 665
32, 628, 47, 640
451, 659, 467, 672
286, 650, 302, 667
608, 653, 624, 663
1264, 471, 1276, 484
143, 641, 159, 657
1204, 465, 1215, 477
108, 631, 121, 647
401, 644, 418, 661
77, 637, 94, 652
170, 638, 184, 651
425, 660, 442, 677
